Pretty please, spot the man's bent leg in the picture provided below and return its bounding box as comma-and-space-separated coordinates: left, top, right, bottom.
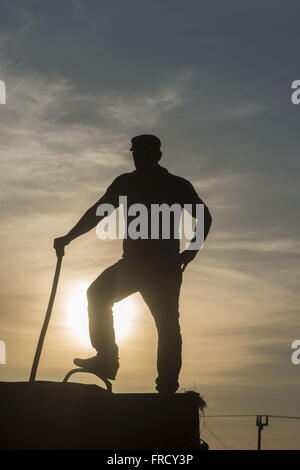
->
87, 259, 138, 359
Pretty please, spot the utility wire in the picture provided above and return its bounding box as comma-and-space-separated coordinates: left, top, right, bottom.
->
204, 414, 300, 419
199, 413, 300, 450
269, 415, 300, 420
200, 411, 229, 450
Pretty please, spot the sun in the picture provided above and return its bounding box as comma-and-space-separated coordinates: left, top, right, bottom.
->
66, 281, 136, 347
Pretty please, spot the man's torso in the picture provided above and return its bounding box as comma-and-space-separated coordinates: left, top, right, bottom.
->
97, 165, 202, 261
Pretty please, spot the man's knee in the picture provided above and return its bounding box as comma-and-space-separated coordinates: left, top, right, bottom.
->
87, 277, 114, 306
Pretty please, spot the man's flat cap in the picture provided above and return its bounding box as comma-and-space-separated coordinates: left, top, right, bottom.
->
130, 134, 161, 151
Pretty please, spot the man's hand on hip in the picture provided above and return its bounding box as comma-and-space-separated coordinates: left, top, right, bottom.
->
178, 249, 198, 272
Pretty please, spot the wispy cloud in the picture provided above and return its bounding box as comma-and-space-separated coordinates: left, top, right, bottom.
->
98, 67, 200, 126
209, 236, 300, 253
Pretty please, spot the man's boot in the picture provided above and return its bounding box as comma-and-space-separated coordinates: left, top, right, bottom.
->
73, 353, 119, 380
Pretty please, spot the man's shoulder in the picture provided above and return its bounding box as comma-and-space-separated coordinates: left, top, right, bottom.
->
109, 171, 134, 186
112, 168, 194, 190
165, 170, 202, 203
165, 170, 194, 188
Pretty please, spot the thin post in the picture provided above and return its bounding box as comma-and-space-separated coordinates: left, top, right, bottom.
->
256, 415, 269, 450
29, 250, 64, 382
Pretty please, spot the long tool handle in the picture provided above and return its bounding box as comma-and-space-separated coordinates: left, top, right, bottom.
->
29, 249, 64, 382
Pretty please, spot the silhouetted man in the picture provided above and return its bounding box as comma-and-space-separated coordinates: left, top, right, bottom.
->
54, 135, 212, 393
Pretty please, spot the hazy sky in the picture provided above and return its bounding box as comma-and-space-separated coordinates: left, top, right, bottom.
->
1, 0, 300, 449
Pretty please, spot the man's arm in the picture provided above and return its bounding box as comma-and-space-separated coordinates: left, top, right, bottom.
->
54, 176, 122, 253
179, 180, 212, 271
53, 203, 105, 253
54, 203, 103, 247
187, 202, 212, 246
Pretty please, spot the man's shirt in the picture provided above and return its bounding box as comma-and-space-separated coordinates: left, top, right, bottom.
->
95, 164, 206, 261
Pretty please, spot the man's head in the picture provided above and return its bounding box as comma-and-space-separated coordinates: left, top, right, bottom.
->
130, 134, 162, 171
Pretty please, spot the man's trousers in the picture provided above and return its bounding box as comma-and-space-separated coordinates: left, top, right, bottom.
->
86, 256, 183, 392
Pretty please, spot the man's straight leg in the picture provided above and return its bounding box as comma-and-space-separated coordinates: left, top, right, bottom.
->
140, 259, 183, 393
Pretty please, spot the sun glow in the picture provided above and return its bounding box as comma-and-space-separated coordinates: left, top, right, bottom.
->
67, 282, 136, 346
